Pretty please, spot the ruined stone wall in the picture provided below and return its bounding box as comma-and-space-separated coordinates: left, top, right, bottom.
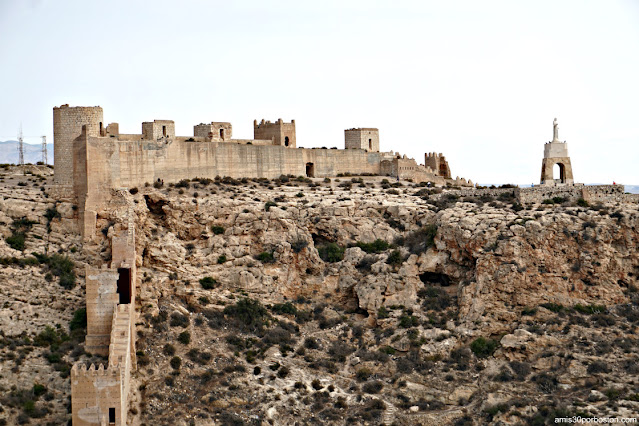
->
517, 185, 585, 204
194, 122, 232, 141
424, 153, 451, 179
53, 105, 103, 188
516, 185, 631, 204
582, 185, 630, 203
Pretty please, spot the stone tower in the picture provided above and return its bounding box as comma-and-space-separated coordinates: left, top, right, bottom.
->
53, 105, 104, 188
253, 119, 296, 147
344, 128, 379, 152
540, 118, 574, 185
424, 152, 451, 179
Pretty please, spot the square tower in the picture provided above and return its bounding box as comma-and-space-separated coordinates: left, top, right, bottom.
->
344, 128, 379, 152
142, 120, 175, 140
194, 122, 232, 141
253, 118, 296, 147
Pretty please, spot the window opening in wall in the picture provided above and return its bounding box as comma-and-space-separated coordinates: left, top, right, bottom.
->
369, 138, 372, 150
99, 122, 103, 135
220, 129, 224, 139
162, 126, 167, 137
117, 268, 132, 304
109, 408, 116, 424
285, 136, 290, 147
305, 162, 315, 178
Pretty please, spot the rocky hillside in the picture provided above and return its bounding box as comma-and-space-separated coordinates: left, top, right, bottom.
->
1, 169, 638, 425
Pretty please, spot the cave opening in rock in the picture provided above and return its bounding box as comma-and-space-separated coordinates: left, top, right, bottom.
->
419, 272, 451, 286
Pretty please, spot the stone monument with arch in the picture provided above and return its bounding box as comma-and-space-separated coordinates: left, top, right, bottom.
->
540, 118, 574, 185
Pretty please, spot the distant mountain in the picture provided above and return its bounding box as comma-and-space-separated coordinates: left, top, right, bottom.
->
0, 140, 53, 165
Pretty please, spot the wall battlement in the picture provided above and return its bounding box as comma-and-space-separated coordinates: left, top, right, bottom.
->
253, 118, 296, 147
53, 104, 471, 235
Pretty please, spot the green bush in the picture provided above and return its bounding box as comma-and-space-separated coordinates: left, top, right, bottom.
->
540, 302, 564, 313
317, 243, 345, 263
175, 179, 190, 189
362, 381, 384, 394
170, 356, 181, 369
256, 251, 275, 263
271, 302, 297, 315
398, 314, 418, 328
386, 250, 403, 267
577, 198, 589, 207
574, 304, 607, 315
32, 383, 47, 397
44, 207, 61, 222
217, 255, 227, 264
355, 239, 390, 254
163, 344, 176, 356
211, 225, 225, 235
47, 254, 75, 289
377, 306, 389, 319
199, 276, 218, 289
69, 308, 87, 331
291, 239, 309, 253
6, 233, 26, 251
178, 331, 191, 345
470, 337, 498, 358
265, 201, 277, 211
399, 224, 437, 255
223, 298, 270, 331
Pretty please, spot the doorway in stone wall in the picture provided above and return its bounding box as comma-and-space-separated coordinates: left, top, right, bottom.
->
369, 139, 372, 150
285, 136, 290, 147
553, 163, 566, 183
117, 268, 132, 304
220, 129, 224, 139
306, 163, 315, 178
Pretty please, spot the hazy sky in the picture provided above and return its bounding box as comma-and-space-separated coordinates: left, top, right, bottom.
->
1, 0, 637, 184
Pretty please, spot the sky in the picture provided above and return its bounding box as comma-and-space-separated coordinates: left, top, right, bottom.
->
0, 0, 638, 184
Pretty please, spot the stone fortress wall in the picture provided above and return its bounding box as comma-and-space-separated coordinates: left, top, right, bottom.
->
54, 103, 469, 425
52, 104, 470, 233
71, 190, 137, 426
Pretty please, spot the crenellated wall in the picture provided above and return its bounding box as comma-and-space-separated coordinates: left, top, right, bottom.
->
70, 364, 124, 426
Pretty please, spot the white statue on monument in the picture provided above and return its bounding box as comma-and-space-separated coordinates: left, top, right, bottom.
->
552, 118, 559, 142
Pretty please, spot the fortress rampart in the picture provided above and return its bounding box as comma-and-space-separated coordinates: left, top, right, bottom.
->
52, 105, 471, 234
71, 194, 137, 426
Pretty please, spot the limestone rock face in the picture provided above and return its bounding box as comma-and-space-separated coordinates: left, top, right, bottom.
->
3, 169, 638, 426
96, 185, 639, 334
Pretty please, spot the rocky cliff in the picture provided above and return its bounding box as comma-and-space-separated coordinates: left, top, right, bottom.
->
1, 170, 638, 424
